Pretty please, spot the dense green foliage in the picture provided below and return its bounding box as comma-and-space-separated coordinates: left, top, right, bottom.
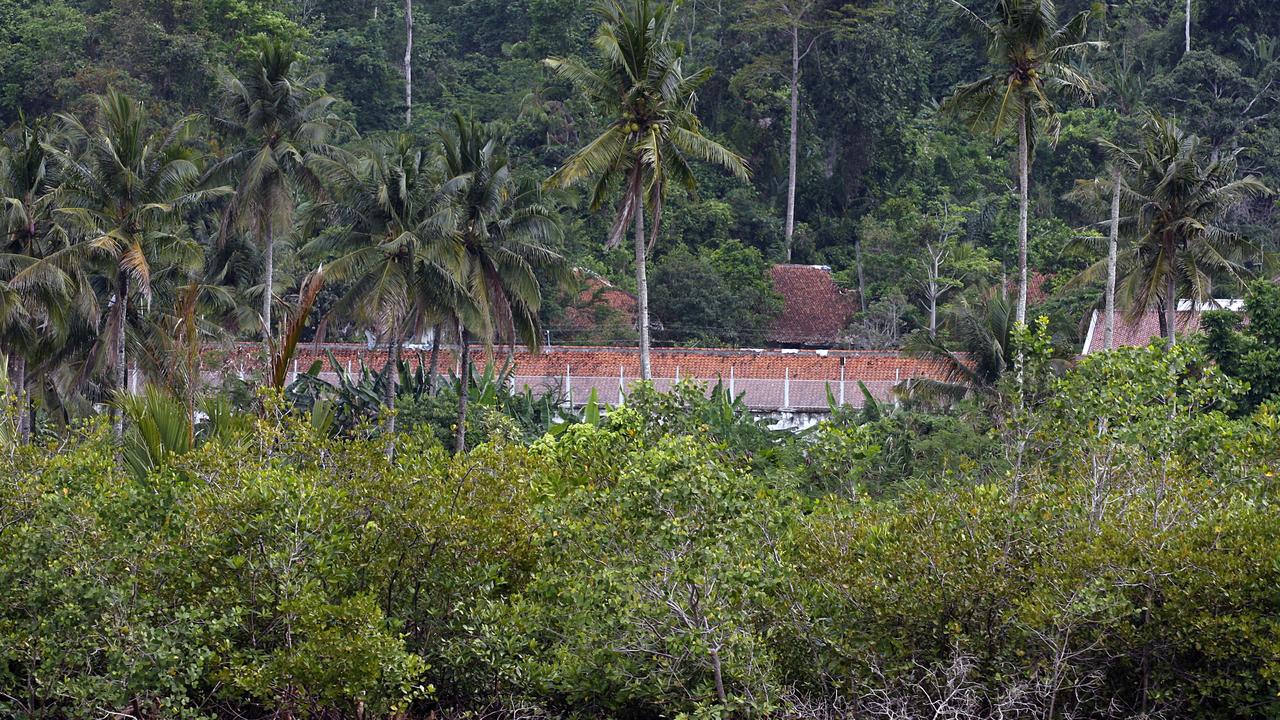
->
1203, 279, 1280, 414
4, 3, 1280, 718
3, 343, 1280, 719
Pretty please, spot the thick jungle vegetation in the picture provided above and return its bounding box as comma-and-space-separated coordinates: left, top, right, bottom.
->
2, 0, 1280, 718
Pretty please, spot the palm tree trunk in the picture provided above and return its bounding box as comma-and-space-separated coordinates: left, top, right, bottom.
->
114, 272, 129, 440
785, 23, 800, 263
634, 182, 652, 381
426, 323, 441, 395
1106, 165, 1121, 350
262, 215, 274, 346
1016, 110, 1030, 326
1165, 271, 1178, 349
11, 353, 27, 443
455, 320, 470, 453
382, 325, 402, 457
403, 0, 413, 125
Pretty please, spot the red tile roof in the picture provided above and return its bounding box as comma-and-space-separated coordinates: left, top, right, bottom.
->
214, 344, 952, 410
561, 275, 637, 335
767, 265, 859, 347
1081, 301, 1242, 354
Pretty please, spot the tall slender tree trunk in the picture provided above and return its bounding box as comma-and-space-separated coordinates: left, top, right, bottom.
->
785, 24, 800, 263
114, 273, 129, 440
1165, 269, 1178, 349
262, 215, 274, 346
454, 320, 470, 453
426, 323, 441, 395
11, 354, 27, 443
634, 182, 652, 380
927, 270, 939, 339
1016, 111, 1030, 326
382, 325, 402, 458
855, 234, 867, 313
403, 0, 413, 125
1184, 0, 1191, 55
1106, 165, 1121, 350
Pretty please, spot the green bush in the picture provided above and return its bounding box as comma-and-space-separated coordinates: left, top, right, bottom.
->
2, 353, 1279, 718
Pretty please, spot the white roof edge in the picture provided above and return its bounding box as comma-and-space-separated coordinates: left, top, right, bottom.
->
1082, 309, 1099, 355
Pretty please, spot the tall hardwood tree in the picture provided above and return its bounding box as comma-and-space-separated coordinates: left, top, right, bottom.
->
53, 91, 226, 437
941, 0, 1100, 326
440, 113, 564, 453
740, 0, 822, 263
304, 134, 464, 448
545, 0, 748, 380
404, 0, 414, 125
213, 38, 338, 346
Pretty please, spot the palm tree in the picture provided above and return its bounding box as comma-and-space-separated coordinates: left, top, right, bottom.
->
1102, 113, 1268, 348
440, 113, 565, 453
544, 0, 748, 379
903, 287, 1017, 405
52, 91, 227, 437
213, 38, 338, 346
304, 134, 463, 447
941, 0, 1100, 326
0, 117, 79, 441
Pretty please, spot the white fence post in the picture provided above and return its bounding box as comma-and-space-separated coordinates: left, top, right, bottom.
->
729, 366, 735, 397
619, 364, 625, 403
783, 368, 791, 409
565, 364, 572, 408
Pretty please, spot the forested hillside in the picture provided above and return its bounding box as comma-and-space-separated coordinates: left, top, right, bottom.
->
4, 0, 1276, 349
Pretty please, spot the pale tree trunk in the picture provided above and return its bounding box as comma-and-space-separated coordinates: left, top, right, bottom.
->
1165, 270, 1178, 349
926, 248, 941, 338
262, 215, 274, 346
382, 324, 402, 458
11, 354, 27, 443
855, 234, 867, 313
1184, 0, 1191, 55
454, 320, 470, 453
1016, 110, 1030, 326
403, 0, 413, 125
114, 273, 129, 440
1106, 165, 1121, 350
426, 323, 441, 395
634, 184, 652, 380
785, 23, 800, 263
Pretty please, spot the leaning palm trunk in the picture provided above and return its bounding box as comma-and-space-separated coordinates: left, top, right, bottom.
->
1016, 109, 1030, 326
455, 320, 470, 453
633, 174, 652, 381
1105, 165, 1121, 350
